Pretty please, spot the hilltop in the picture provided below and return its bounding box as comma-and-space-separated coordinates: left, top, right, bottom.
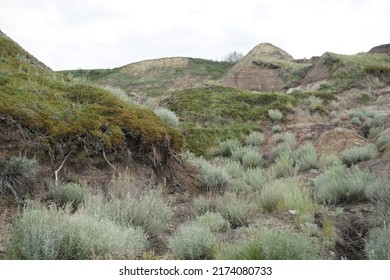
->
1, 31, 390, 261
61, 57, 233, 97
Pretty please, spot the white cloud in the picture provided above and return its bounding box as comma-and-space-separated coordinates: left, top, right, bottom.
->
0, 0, 389, 70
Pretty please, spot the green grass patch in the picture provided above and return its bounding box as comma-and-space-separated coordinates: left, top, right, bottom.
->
167, 86, 297, 155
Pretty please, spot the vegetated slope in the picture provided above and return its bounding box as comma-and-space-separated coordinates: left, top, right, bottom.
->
0, 31, 182, 162
301, 51, 390, 93
163, 86, 334, 156
60, 57, 233, 96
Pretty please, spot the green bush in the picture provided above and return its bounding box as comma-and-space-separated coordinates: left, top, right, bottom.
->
215, 228, 322, 260
296, 142, 318, 171
314, 165, 375, 204
46, 182, 87, 210
308, 96, 323, 112
245, 131, 264, 147
260, 177, 314, 217
219, 139, 241, 157
9, 202, 148, 259
268, 109, 283, 121
366, 226, 390, 260
169, 222, 217, 259
340, 144, 379, 166
0, 156, 37, 202
215, 192, 252, 228
195, 212, 229, 233
154, 107, 180, 127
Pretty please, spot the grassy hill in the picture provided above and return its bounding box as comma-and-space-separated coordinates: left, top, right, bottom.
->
60, 57, 233, 96
0, 31, 183, 159
316, 52, 390, 93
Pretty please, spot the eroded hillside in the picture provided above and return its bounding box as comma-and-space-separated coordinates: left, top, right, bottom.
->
1, 32, 390, 260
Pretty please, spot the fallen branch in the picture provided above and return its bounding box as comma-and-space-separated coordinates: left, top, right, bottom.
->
54, 151, 71, 184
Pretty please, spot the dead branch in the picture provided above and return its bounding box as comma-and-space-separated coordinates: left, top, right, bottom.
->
54, 151, 71, 184
103, 149, 118, 172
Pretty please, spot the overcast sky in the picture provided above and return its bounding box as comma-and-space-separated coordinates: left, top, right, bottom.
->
1, 0, 389, 70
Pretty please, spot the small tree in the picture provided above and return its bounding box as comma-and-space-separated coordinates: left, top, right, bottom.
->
224, 51, 244, 63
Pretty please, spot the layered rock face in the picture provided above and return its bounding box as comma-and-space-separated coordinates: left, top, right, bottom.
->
222, 43, 294, 91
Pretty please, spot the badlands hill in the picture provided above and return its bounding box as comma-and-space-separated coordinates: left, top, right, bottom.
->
1, 30, 390, 260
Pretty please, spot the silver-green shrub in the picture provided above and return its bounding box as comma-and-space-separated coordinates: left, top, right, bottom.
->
241, 149, 262, 169
340, 144, 379, 166
169, 222, 217, 260
268, 109, 283, 121
219, 139, 241, 157
190, 157, 230, 193
366, 226, 390, 260
308, 96, 323, 112
296, 142, 318, 171
154, 107, 180, 127
314, 165, 375, 204
244, 168, 267, 190
83, 189, 172, 238
195, 212, 229, 233
377, 134, 390, 149
245, 131, 264, 146
215, 228, 322, 260
260, 177, 314, 215
9, 202, 148, 259
215, 192, 252, 228
46, 182, 87, 210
